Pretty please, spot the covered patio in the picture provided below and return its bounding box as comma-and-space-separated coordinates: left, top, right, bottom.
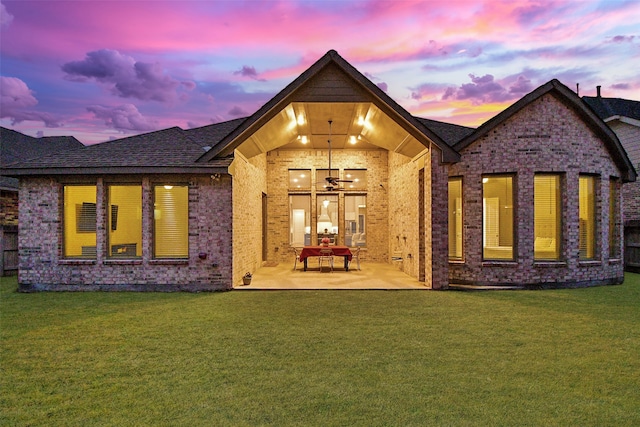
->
236, 262, 427, 290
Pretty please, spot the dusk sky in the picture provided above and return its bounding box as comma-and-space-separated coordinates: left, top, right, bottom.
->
1, 0, 639, 145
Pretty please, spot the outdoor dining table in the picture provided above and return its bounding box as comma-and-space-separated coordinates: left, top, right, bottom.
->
299, 246, 353, 271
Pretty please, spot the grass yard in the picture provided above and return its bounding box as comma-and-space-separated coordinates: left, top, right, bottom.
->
1, 274, 639, 426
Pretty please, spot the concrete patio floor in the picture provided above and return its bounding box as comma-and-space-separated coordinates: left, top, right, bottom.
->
235, 261, 430, 290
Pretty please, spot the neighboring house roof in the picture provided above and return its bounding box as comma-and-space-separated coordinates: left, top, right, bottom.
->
582, 95, 640, 121
198, 50, 461, 163
1, 126, 85, 189
454, 79, 637, 182
1, 126, 232, 177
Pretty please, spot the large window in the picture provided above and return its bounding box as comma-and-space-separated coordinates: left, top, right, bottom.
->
154, 185, 188, 258
343, 170, 367, 191
579, 175, 596, 260
345, 195, 366, 247
317, 194, 338, 244
482, 175, 514, 260
534, 174, 561, 260
289, 169, 311, 191
448, 178, 463, 260
108, 185, 142, 258
609, 178, 620, 259
316, 169, 339, 191
289, 195, 310, 246
63, 185, 97, 258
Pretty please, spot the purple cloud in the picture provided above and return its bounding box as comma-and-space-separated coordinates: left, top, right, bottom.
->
508, 75, 533, 94
62, 49, 194, 102
233, 65, 266, 81
0, 76, 62, 127
86, 104, 159, 132
228, 106, 249, 117
609, 35, 635, 43
442, 74, 534, 105
611, 83, 630, 90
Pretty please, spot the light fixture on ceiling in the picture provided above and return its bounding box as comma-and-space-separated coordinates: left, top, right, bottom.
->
349, 135, 357, 145
297, 135, 308, 144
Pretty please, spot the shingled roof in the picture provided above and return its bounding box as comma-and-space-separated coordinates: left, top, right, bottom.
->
1, 127, 85, 188
582, 95, 640, 121
414, 117, 475, 146
1, 126, 232, 176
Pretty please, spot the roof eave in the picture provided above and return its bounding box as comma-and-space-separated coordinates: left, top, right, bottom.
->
0, 164, 232, 177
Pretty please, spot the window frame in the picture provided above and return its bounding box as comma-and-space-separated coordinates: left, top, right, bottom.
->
579, 174, 598, 261
609, 177, 620, 259
448, 176, 464, 261
481, 174, 516, 261
152, 184, 189, 259
62, 184, 97, 259
533, 173, 563, 261
107, 184, 143, 259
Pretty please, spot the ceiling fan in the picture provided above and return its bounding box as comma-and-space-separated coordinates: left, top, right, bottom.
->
323, 120, 352, 191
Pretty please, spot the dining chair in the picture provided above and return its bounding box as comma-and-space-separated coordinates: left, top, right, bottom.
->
292, 247, 301, 271
349, 246, 361, 271
318, 247, 334, 272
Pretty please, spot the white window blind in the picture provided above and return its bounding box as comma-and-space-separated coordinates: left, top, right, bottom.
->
534, 175, 561, 260
579, 176, 595, 260
154, 185, 188, 258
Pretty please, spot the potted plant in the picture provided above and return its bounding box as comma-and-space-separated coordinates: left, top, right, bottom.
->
242, 272, 252, 285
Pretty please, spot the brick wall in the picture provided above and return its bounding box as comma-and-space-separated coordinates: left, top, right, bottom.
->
231, 152, 268, 286
448, 94, 625, 287
17, 175, 233, 291
266, 148, 389, 265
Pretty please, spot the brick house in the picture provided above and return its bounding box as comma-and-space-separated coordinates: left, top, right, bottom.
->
1, 50, 636, 291
583, 91, 640, 272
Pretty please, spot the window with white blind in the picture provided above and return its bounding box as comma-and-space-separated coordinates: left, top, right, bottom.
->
448, 178, 463, 260
63, 185, 97, 258
534, 174, 561, 260
108, 185, 142, 258
154, 185, 188, 258
579, 175, 596, 260
609, 178, 620, 259
482, 175, 514, 260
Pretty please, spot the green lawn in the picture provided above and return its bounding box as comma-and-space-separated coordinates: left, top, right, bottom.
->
1, 275, 639, 426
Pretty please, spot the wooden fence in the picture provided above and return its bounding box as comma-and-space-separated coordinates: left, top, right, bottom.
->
1, 225, 18, 276
625, 220, 640, 273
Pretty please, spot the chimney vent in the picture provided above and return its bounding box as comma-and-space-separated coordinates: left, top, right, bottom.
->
597, 85, 601, 97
